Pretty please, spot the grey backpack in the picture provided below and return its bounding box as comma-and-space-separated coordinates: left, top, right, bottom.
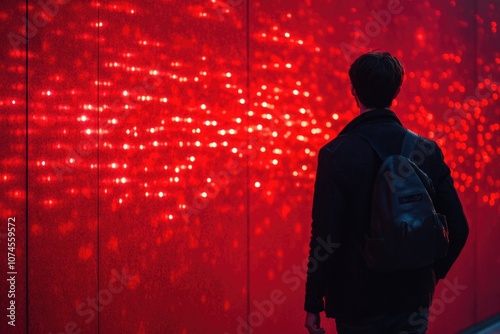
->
356, 130, 449, 272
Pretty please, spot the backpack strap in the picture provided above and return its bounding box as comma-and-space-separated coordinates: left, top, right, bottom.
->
401, 130, 420, 158
401, 130, 438, 200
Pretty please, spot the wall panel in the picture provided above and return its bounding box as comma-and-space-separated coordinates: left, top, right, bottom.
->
476, 0, 500, 323
97, 1, 248, 333
24, 0, 100, 333
0, 2, 27, 334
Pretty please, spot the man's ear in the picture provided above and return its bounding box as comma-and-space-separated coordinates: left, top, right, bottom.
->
351, 86, 360, 107
393, 87, 401, 98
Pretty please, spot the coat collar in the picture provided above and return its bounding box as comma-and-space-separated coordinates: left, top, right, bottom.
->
339, 108, 403, 135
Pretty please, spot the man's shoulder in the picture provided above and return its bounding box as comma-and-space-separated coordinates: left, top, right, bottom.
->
410, 132, 444, 160
320, 132, 361, 156
318, 126, 445, 170
318, 132, 376, 173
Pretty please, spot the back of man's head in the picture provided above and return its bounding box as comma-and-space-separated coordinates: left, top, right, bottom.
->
349, 51, 404, 109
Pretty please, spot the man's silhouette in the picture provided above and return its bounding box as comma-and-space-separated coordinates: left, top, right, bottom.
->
304, 51, 469, 334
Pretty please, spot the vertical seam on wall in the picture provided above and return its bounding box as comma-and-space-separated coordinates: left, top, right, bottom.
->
473, 0, 478, 323
246, 0, 251, 331
25, 0, 29, 332
97, 2, 101, 333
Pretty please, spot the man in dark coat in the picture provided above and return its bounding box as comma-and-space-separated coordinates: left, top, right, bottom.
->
304, 51, 469, 334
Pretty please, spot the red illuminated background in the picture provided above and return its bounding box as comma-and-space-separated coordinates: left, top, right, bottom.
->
0, 0, 499, 333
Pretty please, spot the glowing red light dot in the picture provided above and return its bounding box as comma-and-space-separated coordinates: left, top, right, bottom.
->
78, 245, 93, 261
31, 224, 42, 235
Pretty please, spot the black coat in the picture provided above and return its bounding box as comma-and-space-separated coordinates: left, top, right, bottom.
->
304, 108, 469, 320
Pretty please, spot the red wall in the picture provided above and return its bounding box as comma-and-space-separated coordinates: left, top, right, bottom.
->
1, 0, 499, 333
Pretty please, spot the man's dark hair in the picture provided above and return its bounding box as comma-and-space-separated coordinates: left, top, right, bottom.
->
348, 51, 404, 108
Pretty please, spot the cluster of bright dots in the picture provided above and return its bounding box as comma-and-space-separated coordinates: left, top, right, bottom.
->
0, 4, 497, 215
0, 1, 498, 215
